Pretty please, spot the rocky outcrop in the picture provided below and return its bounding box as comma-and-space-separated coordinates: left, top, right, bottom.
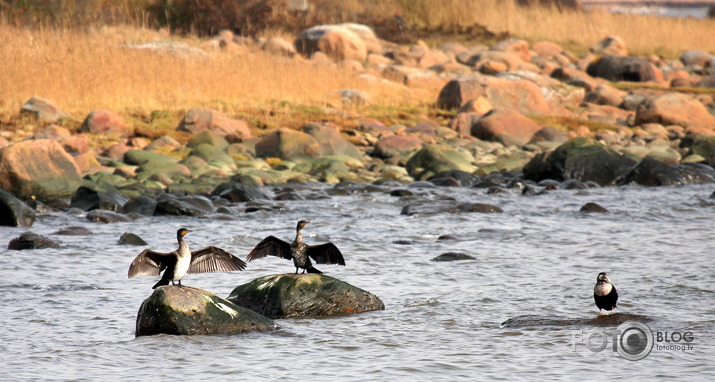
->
135, 286, 276, 336
0, 139, 81, 201
0, 189, 35, 227
228, 274, 384, 319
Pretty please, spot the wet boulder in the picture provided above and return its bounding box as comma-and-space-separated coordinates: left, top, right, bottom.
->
86, 210, 132, 223
580, 202, 609, 213
135, 286, 276, 337
401, 201, 503, 216
0, 189, 35, 227
0, 139, 81, 201
121, 195, 157, 216
118, 232, 148, 246
211, 182, 270, 202
8, 232, 60, 250
432, 252, 476, 261
228, 274, 385, 319
154, 194, 216, 216
53, 226, 92, 235
70, 185, 128, 212
617, 158, 714, 187
405, 144, 476, 180
523, 137, 636, 186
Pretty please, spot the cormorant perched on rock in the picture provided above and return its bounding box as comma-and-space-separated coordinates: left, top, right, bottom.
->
593, 272, 618, 315
246, 220, 345, 274
128, 228, 247, 289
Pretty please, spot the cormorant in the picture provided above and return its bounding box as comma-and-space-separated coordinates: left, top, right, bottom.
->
246, 220, 345, 274
593, 272, 618, 315
128, 228, 247, 289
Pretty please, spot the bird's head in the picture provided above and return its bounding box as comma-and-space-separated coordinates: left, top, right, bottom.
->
297, 220, 310, 231
596, 272, 611, 284
177, 228, 193, 239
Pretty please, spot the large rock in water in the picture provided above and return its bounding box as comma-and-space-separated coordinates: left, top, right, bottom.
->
0, 139, 81, 201
523, 137, 636, 186
227, 274, 385, 319
8, 232, 60, 250
0, 189, 35, 227
617, 158, 714, 187
135, 286, 276, 337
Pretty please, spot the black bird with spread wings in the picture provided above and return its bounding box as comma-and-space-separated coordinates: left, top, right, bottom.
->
246, 220, 345, 274
128, 228, 247, 289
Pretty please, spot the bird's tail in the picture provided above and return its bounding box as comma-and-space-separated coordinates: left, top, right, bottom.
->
152, 278, 170, 289
307, 266, 322, 274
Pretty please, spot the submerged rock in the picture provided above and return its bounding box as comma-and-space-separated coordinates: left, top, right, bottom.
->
401, 201, 503, 216
86, 210, 132, 223
432, 252, 476, 261
501, 313, 652, 328
0, 189, 35, 227
53, 226, 93, 235
118, 232, 148, 246
227, 274, 385, 319
580, 202, 609, 213
8, 232, 60, 250
617, 158, 714, 187
135, 286, 276, 337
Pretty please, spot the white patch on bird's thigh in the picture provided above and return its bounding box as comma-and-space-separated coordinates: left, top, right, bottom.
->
594, 283, 612, 296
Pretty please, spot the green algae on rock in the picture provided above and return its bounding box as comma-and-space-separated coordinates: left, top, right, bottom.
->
227, 274, 385, 319
135, 286, 276, 337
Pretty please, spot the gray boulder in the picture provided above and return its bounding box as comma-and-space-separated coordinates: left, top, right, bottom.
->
135, 286, 276, 337
586, 56, 659, 82
70, 185, 128, 212
228, 274, 385, 319
617, 158, 714, 187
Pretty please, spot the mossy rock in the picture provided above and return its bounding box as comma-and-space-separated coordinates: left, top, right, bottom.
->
135, 286, 276, 337
227, 274, 385, 319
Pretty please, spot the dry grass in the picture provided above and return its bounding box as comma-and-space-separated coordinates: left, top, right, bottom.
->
1, 0, 714, 125
0, 24, 424, 121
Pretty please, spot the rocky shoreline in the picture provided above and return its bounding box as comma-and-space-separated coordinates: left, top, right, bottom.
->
2, 24, 715, 228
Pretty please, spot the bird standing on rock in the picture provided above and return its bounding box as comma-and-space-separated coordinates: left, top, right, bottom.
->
128, 228, 247, 289
247, 220, 345, 274
593, 272, 618, 315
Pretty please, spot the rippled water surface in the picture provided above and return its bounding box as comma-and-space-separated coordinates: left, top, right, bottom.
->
1, 183, 714, 380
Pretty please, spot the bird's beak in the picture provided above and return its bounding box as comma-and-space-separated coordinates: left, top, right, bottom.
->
186, 229, 193, 234
604, 275, 610, 282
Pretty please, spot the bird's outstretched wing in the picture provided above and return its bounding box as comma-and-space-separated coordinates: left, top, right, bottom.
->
246, 236, 292, 261
128, 249, 172, 278
307, 243, 346, 265
188, 246, 247, 274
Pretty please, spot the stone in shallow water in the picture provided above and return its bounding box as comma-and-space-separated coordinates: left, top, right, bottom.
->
228, 274, 385, 319
8, 232, 60, 250
118, 232, 148, 246
135, 286, 276, 337
580, 202, 609, 213
432, 252, 476, 261
500, 313, 652, 329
